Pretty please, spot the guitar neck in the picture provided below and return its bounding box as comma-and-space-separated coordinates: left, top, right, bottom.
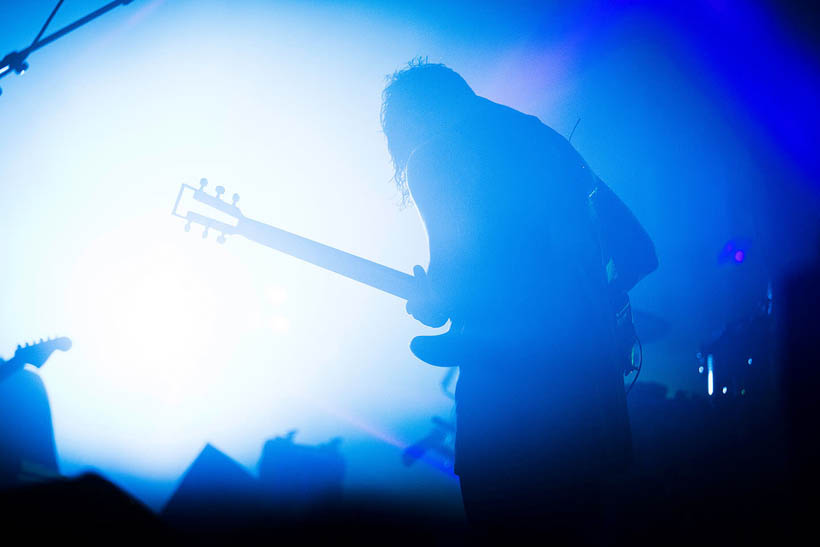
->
239, 218, 417, 300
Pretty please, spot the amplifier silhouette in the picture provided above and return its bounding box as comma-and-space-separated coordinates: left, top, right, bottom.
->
162, 433, 345, 530
258, 431, 345, 512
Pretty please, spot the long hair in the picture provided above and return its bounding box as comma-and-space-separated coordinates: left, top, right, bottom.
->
381, 59, 476, 205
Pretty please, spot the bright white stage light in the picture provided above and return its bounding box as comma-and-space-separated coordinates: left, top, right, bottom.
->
1, 0, 455, 508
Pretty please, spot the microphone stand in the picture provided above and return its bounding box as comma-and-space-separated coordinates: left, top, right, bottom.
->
0, 0, 135, 96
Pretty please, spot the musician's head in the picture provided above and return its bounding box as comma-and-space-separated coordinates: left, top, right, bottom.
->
381, 59, 476, 203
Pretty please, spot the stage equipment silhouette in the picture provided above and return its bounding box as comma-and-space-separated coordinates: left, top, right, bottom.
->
402, 416, 455, 469
0, 1, 134, 97
258, 431, 345, 512
162, 443, 268, 533
162, 432, 345, 536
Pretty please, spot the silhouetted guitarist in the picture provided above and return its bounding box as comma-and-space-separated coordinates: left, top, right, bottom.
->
0, 338, 69, 488
381, 61, 657, 540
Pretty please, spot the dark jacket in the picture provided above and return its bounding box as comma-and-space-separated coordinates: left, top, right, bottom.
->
406, 97, 656, 478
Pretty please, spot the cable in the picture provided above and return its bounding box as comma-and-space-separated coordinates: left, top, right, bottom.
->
568, 117, 581, 142
625, 335, 643, 395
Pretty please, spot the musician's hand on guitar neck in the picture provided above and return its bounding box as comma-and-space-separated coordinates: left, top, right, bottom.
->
406, 265, 449, 328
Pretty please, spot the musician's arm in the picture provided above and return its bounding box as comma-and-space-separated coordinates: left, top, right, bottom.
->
594, 177, 658, 293
404, 141, 469, 328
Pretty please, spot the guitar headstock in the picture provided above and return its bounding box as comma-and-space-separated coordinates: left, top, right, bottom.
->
13, 337, 72, 368
172, 178, 244, 244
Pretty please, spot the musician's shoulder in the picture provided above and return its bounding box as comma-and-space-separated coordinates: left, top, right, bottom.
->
408, 129, 479, 179
406, 136, 449, 184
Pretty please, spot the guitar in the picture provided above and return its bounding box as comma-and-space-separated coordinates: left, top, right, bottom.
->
0, 337, 72, 383
172, 179, 463, 367
173, 179, 649, 376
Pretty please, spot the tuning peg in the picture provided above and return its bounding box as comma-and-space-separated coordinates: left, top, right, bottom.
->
217, 234, 226, 244
202, 227, 209, 239
17, 344, 21, 349
184, 220, 191, 232
215, 186, 225, 200
39, 338, 43, 343
199, 178, 208, 190
232, 193, 240, 206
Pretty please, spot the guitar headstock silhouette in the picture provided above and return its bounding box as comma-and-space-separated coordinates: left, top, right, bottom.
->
172, 178, 243, 244
1, 336, 72, 383
12, 337, 72, 368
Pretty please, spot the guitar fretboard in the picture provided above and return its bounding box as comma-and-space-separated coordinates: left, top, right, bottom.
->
240, 218, 417, 300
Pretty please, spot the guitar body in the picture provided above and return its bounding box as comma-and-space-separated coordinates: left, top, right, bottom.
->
409, 328, 465, 368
